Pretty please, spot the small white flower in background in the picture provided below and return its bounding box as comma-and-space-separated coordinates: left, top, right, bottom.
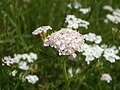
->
83, 33, 102, 44
81, 44, 104, 64
101, 44, 108, 49
101, 73, 112, 83
74, 2, 82, 9
67, 3, 72, 9
68, 67, 73, 77
68, 67, 81, 77
104, 6, 120, 24
44, 28, 84, 59
106, 14, 119, 24
13, 54, 22, 63
103, 46, 120, 63
10, 70, 17, 77
65, 15, 89, 29
118, 46, 120, 51
67, 2, 82, 9
32, 26, 52, 35
104, 19, 109, 23
30, 52, 37, 60
103, 5, 113, 12
18, 61, 29, 70
2, 56, 14, 66
79, 7, 91, 14
76, 68, 81, 74
25, 75, 39, 84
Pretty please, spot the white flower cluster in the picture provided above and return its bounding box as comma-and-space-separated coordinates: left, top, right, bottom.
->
67, 2, 91, 14
2, 52, 37, 70
83, 33, 102, 44
32, 26, 52, 35
103, 6, 120, 24
103, 5, 113, 12
103, 46, 120, 63
81, 44, 104, 64
2, 56, 14, 66
67, 2, 82, 9
44, 28, 84, 59
25, 75, 39, 84
10, 70, 17, 77
65, 15, 89, 29
101, 73, 112, 83
2, 52, 39, 84
79, 7, 91, 14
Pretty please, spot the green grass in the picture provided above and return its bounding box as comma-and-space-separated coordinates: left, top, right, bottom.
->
0, 0, 120, 90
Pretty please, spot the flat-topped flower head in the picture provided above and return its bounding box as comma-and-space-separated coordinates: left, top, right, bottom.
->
103, 6, 120, 24
65, 15, 89, 29
32, 26, 52, 35
83, 33, 102, 44
103, 46, 120, 63
81, 44, 104, 64
44, 28, 84, 59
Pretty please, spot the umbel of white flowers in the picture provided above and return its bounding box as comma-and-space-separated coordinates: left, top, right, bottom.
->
44, 28, 84, 59
65, 15, 89, 29
103, 5, 120, 24
2, 52, 37, 70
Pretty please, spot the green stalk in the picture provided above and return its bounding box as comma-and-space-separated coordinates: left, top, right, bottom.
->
63, 61, 70, 90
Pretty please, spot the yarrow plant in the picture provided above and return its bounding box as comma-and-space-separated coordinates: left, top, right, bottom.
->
31, 13, 120, 89
2, 52, 39, 84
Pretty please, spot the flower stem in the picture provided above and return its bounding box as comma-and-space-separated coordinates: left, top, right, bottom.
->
63, 61, 70, 90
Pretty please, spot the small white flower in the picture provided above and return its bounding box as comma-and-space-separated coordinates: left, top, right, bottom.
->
83, 33, 102, 44
32, 26, 52, 35
13, 54, 22, 63
101, 44, 108, 49
25, 75, 39, 84
76, 68, 81, 74
68, 67, 81, 77
104, 8, 120, 24
104, 19, 109, 23
2, 56, 14, 66
79, 7, 91, 14
101, 73, 112, 83
29, 52, 37, 60
10, 70, 17, 77
18, 61, 29, 70
81, 44, 103, 64
95, 36, 102, 44
68, 67, 73, 77
103, 5, 113, 12
103, 46, 120, 63
118, 46, 120, 51
67, 3, 72, 9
